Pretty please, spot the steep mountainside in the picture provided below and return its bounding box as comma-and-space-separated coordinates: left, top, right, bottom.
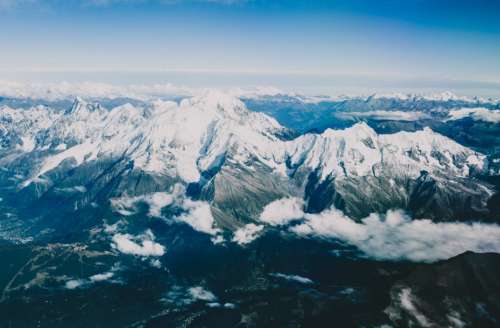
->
386, 251, 500, 327
0, 92, 496, 241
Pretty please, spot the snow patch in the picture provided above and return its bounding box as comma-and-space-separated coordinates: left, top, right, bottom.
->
22, 141, 98, 187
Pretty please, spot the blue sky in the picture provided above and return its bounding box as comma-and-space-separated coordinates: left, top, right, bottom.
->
1, 0, 500, 95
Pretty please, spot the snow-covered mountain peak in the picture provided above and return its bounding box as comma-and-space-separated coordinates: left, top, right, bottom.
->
66, 97, 105, 116
128, 91, 286, 182
284, 122, 486, 181
370, 91, 475, 103
1, 93, 487, 190
322, 122, 376, 139
10, 91, 288, 185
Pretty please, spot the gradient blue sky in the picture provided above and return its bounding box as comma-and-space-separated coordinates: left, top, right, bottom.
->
1, 0, 500, 95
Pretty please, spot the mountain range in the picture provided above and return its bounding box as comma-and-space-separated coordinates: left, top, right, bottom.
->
0, 90, 499, 327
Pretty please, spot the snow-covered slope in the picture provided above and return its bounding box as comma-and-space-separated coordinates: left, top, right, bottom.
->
0, 91, 487, 187
285, 122, 486, 181
2, 91, 286, 186
0, 105, 59, 151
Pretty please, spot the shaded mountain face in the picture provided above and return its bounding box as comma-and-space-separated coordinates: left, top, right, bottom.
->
386, 251, 500, 328
0, 92, 496, 242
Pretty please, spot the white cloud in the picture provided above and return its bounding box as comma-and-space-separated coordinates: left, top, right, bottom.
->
64, 263, 121, 290
175, 199, 220, 236
337, 110, 430, 121
111, 229, 165, 257
232, 223, 264, 245
54, 185, 87, 194
270, 273, 313, 284
150, 259, 162, 268
0, 80, 296, 103
446, 107, 500, 123
163, 285, 219, 306
206, 302, 236, 309
110, 185, 222, 241
110, 191, 176, 217
207, 302, 221, 308
0, 80, 194, 101
259, 197, 305, 226
89, 271, 114, 282
188, 286, 217, 302
291, 209, 500, 262
65, 279, 85, 289
145, 193, 176, 217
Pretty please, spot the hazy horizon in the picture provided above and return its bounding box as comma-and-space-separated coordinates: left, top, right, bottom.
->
2, 0, 500, 97
2, 70, 500, 98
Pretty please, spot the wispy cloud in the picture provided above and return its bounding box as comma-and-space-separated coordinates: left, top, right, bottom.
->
269, 273, 314, 285
162, 285, 218, 306
0, 0, 249, 11
85, 0, 250, 7
0, 0, 37, 10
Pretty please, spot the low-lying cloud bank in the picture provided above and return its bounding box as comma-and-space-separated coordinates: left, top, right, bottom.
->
291, 209, 500, 262
0, 80, 287, 102
447, 107, 500, 123
336, 110, 430, 121
0, 80, 193, 101
253, 198, 500, 262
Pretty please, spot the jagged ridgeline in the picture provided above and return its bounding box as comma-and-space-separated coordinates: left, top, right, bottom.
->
0, 91, 497, 242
